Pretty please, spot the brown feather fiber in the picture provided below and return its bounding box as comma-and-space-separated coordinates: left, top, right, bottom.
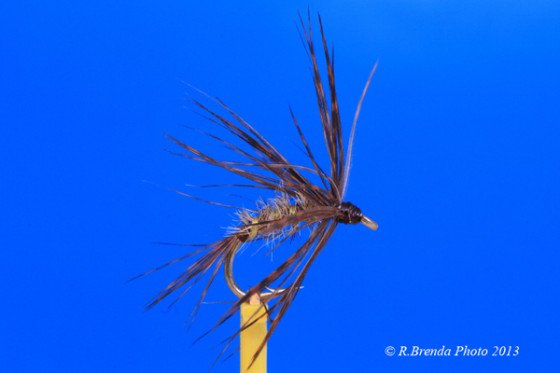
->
135, 11, 377, 367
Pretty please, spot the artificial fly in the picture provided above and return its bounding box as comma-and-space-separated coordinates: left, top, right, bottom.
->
135, 13, 379, 366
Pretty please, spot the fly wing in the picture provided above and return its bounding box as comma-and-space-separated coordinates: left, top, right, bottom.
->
168, 94, 333, 206
299, 13, 345, 201
168, 14, 350, 206
300, 14, 378, 200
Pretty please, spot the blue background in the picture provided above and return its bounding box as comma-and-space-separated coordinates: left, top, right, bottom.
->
1, 1, 559, 372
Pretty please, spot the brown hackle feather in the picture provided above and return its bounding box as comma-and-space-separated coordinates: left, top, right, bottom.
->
133, 11, 378, 368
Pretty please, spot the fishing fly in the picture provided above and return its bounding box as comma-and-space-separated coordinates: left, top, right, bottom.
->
136, 13, 378, 364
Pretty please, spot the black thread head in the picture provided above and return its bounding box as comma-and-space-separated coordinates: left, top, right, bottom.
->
336, 202, 363, 224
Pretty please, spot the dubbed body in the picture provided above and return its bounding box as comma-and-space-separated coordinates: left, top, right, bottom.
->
226, 195, 377, 301
236, 195, 377, 243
